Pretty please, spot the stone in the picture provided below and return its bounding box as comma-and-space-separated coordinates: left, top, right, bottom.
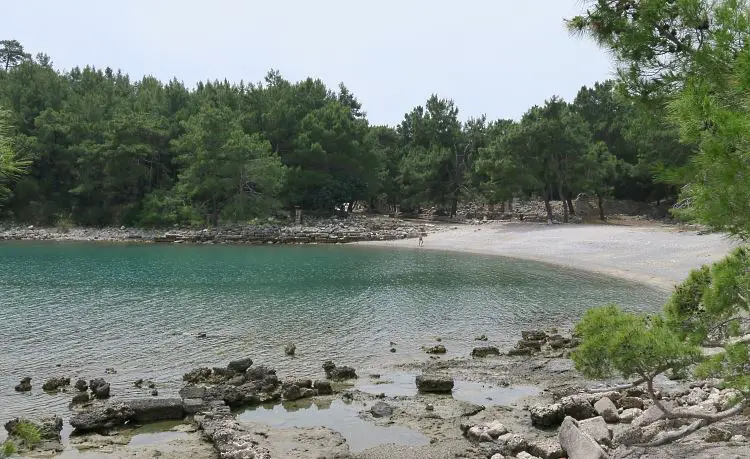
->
507, 348, 534, 356
471, 346, 500, 358
527, 438, 565, 459
313, 380, 333, 395
557, 416, 607, 459
105, 368, 117, 374
179, 385, 206, 399
579, 416, 612, 446
183, 367, 213, 384
490, 455, 505, 459
182, 398, 209, 415
521, 330, 547, 341
425, 403, 434, 411
196, 406, 272, 459
134, 378, 144, 388
517, 453, 541, 459
71, 392, 90, 404
74, 379, 88, 391
619, 408, 643, 424
530, 403, 565, 428
730, 435, 747, 443
70, 403, 136, 432
14, 376, 32, 392
245, 365, 276, 382
517, 339, 545, 351
151, 389, 159, 396
284, 343, 296, 356
686, 387, 708, 406
496, 433, 529, 456
282, 384, 302, 401
614, 425, 645, 446
92, 382, 110, 399
594, 397, 619, 423
705, 426, 732, 442
370, 401, 394, 418
226, 357, 253, 373
486, 421, 508, 438
42, 376, 70, 392
632, 403, 672, 427
424, 344, 447, 354
560, 395, 596, 420
415, 375, 454, 393
475, 334, 489, 341
547, 335, 573, 350
322, 361, 358, 380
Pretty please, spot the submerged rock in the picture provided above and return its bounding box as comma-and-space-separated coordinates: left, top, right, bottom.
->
471, 346, 500, 358
313, 380, 333, 395
42, 376, 71, 392
521, 330, 548, 341
415, 375, 454, 393
322, 361, 358, 380
71, 392, 90, 405
74, 378, 88, 392
370, 401, 394, 418
89, 378, 110, 399
227, 357, 254, 373
284, 343, 296, 356
70, 399, 186, 433
424, 344, 447, 354
14, 376, 32, 392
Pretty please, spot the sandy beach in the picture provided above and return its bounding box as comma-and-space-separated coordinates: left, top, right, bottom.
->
359, 222, 739, 291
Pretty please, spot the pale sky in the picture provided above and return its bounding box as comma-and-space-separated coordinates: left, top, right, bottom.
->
5, 0, 614, 126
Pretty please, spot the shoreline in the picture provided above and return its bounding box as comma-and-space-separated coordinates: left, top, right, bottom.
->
357, 221, 738, 291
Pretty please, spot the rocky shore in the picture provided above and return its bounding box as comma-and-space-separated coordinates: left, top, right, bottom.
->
0, 215, 439, 245
6, 329, 749, 459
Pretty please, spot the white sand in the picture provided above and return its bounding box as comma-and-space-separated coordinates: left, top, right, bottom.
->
358, 222, 739, 291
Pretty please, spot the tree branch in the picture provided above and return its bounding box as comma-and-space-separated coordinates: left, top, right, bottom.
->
647, 377, 748, 421
635, 419, 706, 447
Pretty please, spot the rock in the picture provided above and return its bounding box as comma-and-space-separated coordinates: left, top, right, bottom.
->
6, 416, 63, 450
183, 367, 214, 384
74, 379, 88, 391
619, 408, 643, 424
490, 455, 504, 459
517, 339, 545, 351
195, 406, 271, 459
560, 395, 596, 420
179, 384, 207, 399
134, 378, 144, 388
496, 433, 529, 456
521, 330, 547, 341
547, 335, 573, 350
313, 380, 333, 395
105, 368, 117, 375
425, 403, 434, 411
594, 397, 619, 423
370, 401, 394, 418
197, 332, 207, 339
70, 399, 185, 433
282, 384, 303, 401
42, 376, 71, 392
227, 357, 253, 373
151, 389, 159, 396
618, 396, 644, 410
71, 392, 90, 405
632, 403, 672, 427
227, 375, 245, 386
147, 381, 156, 389
89, 379, 110, 399
507, 348, 534, 356
424, 344, 447, 354
730, 435, 747, 443
475, 334, 489, 341
415, 375, 454, 393
530, 403, 565, 428
182, 398, 210, 415
614, 425, 645, 446
705, 426, 732, 442
686, 387, 708, 405
471, 346, 500, 358
14, 376, 32, 392
517, 453, 541, 459
527, 438, 565, 459
579, 416, 612, 446
245, 365, 276, 382
322, 361, 358, 380
284, 343, 296, 356
557, 416, 607, 459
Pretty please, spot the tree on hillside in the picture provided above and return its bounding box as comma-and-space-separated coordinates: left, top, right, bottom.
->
0, 108, 29, 205
0, 40, 30, 71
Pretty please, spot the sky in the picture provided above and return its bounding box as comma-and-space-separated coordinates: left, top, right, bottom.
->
5, 0, 615, 126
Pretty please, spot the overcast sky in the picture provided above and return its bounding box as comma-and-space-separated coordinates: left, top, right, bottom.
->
5, 0, 614, 126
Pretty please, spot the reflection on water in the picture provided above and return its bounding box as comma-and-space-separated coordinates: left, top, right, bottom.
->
237, 399, 429, 452
357, 372, 539, 405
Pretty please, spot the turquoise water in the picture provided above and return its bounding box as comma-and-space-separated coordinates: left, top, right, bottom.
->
0, 242, 665, 426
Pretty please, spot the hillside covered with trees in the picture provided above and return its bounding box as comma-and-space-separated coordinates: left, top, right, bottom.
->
0, 39, 691, 227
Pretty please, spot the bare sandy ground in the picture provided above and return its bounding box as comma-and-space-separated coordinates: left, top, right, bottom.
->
358, 222, 739, 291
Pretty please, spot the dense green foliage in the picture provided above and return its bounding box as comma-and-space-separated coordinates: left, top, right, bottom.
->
0, 41, 690, 226
570, 1, 750, 427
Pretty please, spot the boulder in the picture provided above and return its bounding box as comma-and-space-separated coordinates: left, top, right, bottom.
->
70, 403, 136, 432
284, 343, 296, 356
246, 365, 276, 382
465, 421, 508, 442
74, 379, 88, 392
14, 377, 32, 392
527, 438, 566, 459
183, 367, 214, 384
522, 330, 548, 341
93, 382, 110, 399
127, 398, 184, 423
475, 334, 489, 341
517, 453, 541, 459
632, 403, 672, 427
530, 403, 565, 428
471, 346, 500, 358
322, 361, 358, 381
594, 397, 619, 423
5, 416, 63, 451
557, 416, 607, 459
507, 348, 534, 356
182, 398, 210, 415
705, 426, 732, 442
619, 408, 643, 424
71, 392, 90, 405
424, 344, 447, 354
313, 380, 333, 395
613, 425, 644, 446
547, 335, 573, 350
517, 340, 545, 351
370, 401, 394, 418
282, 384, 303, 401
496, 433, 529, 456
619, 396, 644, 410
195, 406, 272, 459
227, 357, 253, 374
579, 416, 612, 446
42, 377, 70, 392
560, 395, 596, 420
415, 375, 454, 393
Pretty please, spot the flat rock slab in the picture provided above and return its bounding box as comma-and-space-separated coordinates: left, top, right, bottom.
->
416, 375, 454, 393
558, 416, 608, 459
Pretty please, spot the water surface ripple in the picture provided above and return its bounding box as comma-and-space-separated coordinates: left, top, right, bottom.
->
0, 242, 664, 426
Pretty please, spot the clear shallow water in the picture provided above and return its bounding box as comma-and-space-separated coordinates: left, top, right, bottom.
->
0, 242, 665, 428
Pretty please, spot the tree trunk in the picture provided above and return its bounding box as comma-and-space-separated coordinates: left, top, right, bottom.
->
566, 196, 575, 215
597, 193, 606, 221
450, 196, 458, 218
558, 184, 568, 223
543, 193, 553, 224
347, 201, 354, 214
